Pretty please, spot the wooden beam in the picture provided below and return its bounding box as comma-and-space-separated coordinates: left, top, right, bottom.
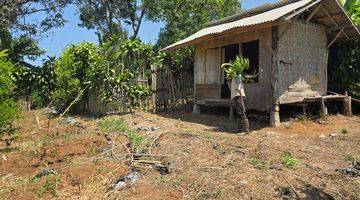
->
278, 23, 292, 42
306, 3, 322, 22
316, 13, 343, 22
321, 7, 339, 27
327, 24, 353, 32
327, 29, 343, 48
341, 29, 350, 40
285, 0, 322, 21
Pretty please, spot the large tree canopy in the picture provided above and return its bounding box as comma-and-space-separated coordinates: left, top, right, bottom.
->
0, 0, 70, 36
76, 0, 151, 42
147, 0, 241, 48
0, 0, 70, 64
76, 0, 241, 44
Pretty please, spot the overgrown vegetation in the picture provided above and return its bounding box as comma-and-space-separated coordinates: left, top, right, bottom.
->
329, 0, 360, 97
0, 51, 20, 143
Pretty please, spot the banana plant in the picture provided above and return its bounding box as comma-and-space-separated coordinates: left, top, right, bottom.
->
221, 55, 250, 80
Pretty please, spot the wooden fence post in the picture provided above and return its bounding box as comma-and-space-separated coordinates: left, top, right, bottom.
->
151, 65, 157, 113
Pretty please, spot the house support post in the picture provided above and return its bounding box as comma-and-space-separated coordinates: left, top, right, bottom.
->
343, 92, 352, 116
270, 26, 281, 127
193, 104, 201, 115
270, 102, 281, 127
320, 97, 328, 118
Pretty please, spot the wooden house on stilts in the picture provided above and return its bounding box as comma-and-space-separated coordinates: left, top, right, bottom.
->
162, 0, 360, 127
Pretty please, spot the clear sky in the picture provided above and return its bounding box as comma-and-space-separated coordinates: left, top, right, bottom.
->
29, 0, 277, 66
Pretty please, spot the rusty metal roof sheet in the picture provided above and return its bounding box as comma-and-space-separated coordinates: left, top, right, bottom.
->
162, 0, 313, 51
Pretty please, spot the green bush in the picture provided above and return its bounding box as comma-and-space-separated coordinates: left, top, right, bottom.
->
0, 51, 20, 139
53, 42, 106, 111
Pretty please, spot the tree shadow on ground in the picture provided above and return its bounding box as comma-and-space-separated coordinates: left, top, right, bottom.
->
276, 184, 335, 200
155, 106, 270, 133
299, 184, 335, 200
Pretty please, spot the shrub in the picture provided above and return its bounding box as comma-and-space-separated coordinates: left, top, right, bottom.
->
0, 51, 20, 140
53, 42, 106, 111
281, 152, 298, 168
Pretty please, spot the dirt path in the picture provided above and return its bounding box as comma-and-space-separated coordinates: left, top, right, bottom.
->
0, 110, 359, 199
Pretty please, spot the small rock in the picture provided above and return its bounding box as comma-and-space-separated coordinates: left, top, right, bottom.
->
281, 187, 295, 200
59, 117, 77, 126
319, 134, 326, 139
270, 164, 283, 170
328, 134, 338, 139
154, 164, 170, 175
35, 168, 56, 179
113, 171, 141, 190
336, 161, 360, 177
239, 180, 248, 185
138, 126, 161, 132
283, 122, 292, 129
45, 107, 59, 116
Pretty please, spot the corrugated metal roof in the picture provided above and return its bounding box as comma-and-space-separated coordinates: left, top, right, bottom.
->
162, 0, 313, 51
206, 0, 301, 27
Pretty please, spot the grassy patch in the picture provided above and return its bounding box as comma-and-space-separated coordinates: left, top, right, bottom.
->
345, 154, 360, 162
155, 175, 166, 185
249, 157, 268, 170
127, 132, 145, 153
98, 118, 128, 133
296, 115, 308, 122
341, 128, 349, 134
204, 132, 213, 140
36, 174, 60, 197
281, 152, 298, 168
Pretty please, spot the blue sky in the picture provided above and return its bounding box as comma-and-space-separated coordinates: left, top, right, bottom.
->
30, 0, 277, 66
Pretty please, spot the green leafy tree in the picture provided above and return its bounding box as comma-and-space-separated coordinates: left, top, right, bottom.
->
149, 0, 241, 73
76, 0, 152, 42
0, 51, 20, 141
0, 0, 70, 37
53, 42, 106, 111
328, 0, 360, 96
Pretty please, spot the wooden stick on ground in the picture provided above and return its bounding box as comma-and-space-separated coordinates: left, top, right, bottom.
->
59, 87, 88, 119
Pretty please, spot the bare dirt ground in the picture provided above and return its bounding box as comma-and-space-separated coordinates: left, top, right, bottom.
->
0, 109, 359, 200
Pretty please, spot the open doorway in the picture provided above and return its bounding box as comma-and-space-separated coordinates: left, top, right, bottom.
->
222, 44, 239, 99
243, 40, 260, 82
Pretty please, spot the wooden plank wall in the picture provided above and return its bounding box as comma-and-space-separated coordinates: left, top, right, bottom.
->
194, 28, 273, 111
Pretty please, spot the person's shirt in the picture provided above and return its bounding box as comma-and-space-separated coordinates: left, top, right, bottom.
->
231, 74, 246, 99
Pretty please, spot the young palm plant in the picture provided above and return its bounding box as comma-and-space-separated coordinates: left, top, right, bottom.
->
221, 56, 250, 80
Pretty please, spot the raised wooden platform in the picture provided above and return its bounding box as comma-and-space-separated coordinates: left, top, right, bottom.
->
195, 98, 235, 120
194, 94, 351, 121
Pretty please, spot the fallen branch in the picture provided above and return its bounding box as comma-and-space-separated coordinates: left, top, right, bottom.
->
280, 174, 300, 199
59, 87, 88, 119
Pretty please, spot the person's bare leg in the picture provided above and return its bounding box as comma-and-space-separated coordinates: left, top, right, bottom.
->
234, 97, 250, 133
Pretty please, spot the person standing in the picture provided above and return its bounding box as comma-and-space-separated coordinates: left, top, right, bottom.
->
231, 74, 250, 133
